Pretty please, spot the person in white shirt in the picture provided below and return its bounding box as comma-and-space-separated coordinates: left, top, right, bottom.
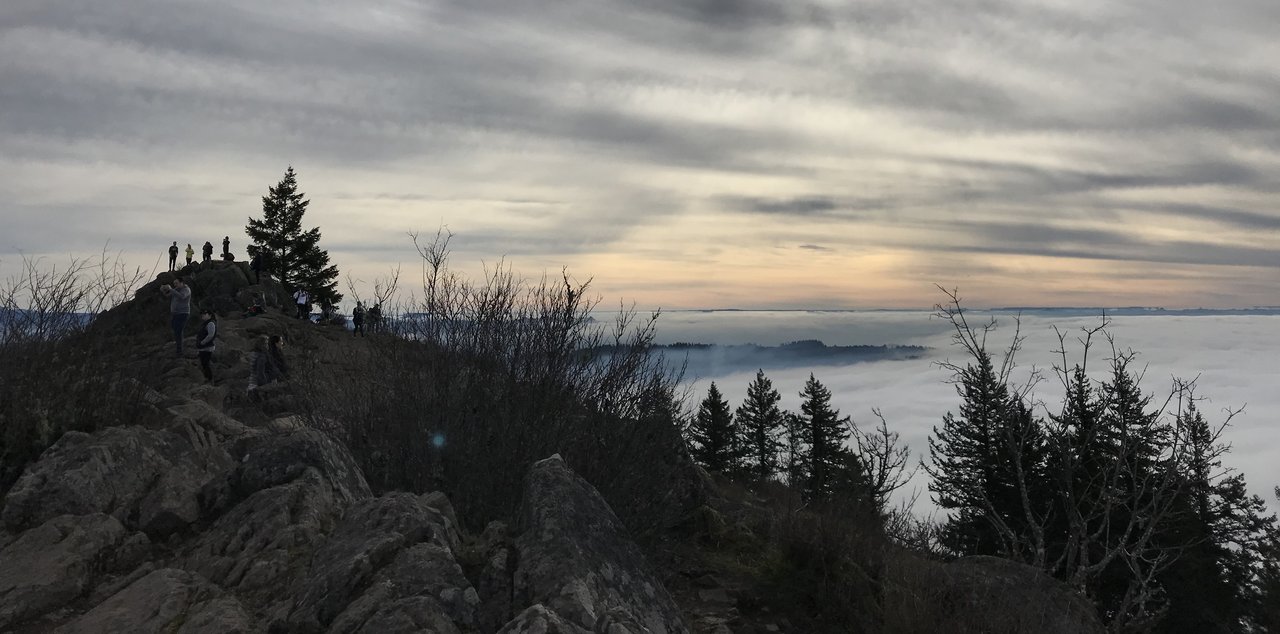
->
293, 289, 310, 319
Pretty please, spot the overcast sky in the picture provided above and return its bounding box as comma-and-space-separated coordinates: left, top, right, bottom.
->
3, 0, 1279, 308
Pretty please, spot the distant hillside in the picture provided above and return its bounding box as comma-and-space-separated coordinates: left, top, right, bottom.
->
652, 339, 929, 379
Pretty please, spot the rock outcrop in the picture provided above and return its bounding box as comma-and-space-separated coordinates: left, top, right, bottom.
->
55, 568, 257, 634
2, 426, 231, 538
0, 514, 127, 629
513, 454, 690, 634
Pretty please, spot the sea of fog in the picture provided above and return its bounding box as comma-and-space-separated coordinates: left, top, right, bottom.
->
654, 309, 1280, 515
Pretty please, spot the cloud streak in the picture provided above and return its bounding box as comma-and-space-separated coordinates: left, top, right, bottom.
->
2, 0, 1279, 307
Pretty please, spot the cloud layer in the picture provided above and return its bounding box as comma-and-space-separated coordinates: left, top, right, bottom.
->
2, 0, 1279, 307
662, 309, 1280, 514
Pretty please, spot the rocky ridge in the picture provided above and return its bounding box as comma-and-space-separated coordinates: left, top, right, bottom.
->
0, 262, 690, 633
0, 261, 1104, 633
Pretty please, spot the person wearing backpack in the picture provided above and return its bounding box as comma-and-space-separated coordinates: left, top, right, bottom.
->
202, 241, 214, 263
195, 308, 217, 384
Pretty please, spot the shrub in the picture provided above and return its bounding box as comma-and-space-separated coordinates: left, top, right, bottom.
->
297, 230, 693, 532
0, 252, 159, 495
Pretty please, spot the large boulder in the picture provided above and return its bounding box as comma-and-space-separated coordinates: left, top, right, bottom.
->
1, 427, 230, 539
286, 492, 476, 633
229, 428, 371, 505
182, 261, 254, 315
497, 604, 589, 634
0, 514, 127, 629
513, 455, 689, 634
55, 568, 257, 634
183, 468, 346, 620
325, 543, 476, 634
476, 521, 516, 633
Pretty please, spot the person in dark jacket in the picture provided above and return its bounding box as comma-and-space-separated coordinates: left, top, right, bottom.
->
202, 241, 213, 263
368, 303, 382, 333
195, 308, 217, 383
249, 252, 262, 282
159, 276, 191, 356
168, 241, 179, 271
221, 236, 230, 258
352, 301, 365, 336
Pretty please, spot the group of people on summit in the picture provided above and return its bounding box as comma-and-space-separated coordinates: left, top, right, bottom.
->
158, 241, 380, 391
159, 272, 291, 390
167, 237, 233, 271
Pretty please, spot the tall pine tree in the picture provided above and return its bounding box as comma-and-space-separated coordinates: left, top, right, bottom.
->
688, 382, 739, 474
799, 374, 853, 502
926, 348, 1048, 558
735, 369, 784, 482
781, 410, 809, 487
246, 166, 341, 306
1157, 402, 1280, 633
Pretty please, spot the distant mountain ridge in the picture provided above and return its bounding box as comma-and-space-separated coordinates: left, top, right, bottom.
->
653, 339, 929, 379
668, 307, 1280, 316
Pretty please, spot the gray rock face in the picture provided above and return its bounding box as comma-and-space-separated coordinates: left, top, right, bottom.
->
326, 543, 476, 634
287, 492, 476, 633
0, 514, 127, 629
1, 426, 230, 539
230, 428, 371, 505
55, 568, 256, 634
477, 521, 515, 633
183, 468, 345, 620
513, 455, 689, 634
497, 604, 590, 634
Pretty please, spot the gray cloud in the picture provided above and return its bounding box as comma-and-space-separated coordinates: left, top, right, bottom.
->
2, 0, 1279, 307
664, 310, 1280, 514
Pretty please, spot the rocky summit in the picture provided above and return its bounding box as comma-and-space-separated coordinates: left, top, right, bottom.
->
0, 261, 695, 633
0, 261, 1103, 634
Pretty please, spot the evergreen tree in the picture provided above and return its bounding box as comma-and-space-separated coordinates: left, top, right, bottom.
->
735, 369, 784, 482
1157, 403, 1279, 633
798, 374, 853, 501
781, 410, 809, 487
1253, 488, 1280, 631
688, 382, 738, 474
246, 166, 341, 305
926, 349, 1048, 557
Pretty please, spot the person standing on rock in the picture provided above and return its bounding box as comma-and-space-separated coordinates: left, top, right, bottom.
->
293, 288, 310, 319
159, 276, 192, 356
249, 252, 262, 282
196, 308, 217, 384
221, 236, 230, 258
352, 301, 365, 337
201, 241, 214, 263
184, 243, 194, 266
168, 241, 179, 272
